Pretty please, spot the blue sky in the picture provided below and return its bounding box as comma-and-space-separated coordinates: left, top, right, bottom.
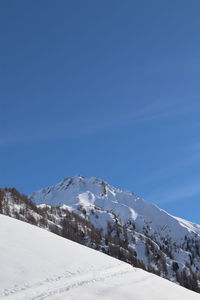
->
1, 1, 200, 223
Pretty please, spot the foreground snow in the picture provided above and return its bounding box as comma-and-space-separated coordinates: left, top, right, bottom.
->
0, 215, 199, 300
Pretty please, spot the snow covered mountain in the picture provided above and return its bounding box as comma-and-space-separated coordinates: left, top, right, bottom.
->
0, 214, 199, 300
31, 175, 200, 237
30, 175, 200, 292
1, 176, 200, 293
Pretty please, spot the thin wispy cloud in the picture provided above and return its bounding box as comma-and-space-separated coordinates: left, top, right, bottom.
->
152, 181, 200, 205
135, 150, 200, 189
0, 99, 193, 147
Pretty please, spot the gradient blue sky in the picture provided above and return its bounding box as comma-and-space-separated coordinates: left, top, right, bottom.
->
1, 1, 200, 223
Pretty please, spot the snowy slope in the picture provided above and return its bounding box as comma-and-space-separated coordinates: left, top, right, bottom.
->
0, 214, 199, 300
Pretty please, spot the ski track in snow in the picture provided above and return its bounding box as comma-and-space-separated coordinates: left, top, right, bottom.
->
1, 215, 200, 300
1, 264, 134, 300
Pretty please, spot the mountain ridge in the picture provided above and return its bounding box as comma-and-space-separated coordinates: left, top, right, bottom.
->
30, 175, 200, 237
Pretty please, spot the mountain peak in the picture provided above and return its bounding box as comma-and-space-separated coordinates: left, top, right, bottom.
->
30, 175, 200, 237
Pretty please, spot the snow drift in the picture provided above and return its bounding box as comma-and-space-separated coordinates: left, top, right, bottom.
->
0, 214, 199, 300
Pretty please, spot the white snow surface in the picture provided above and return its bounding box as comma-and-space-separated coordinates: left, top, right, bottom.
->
30, 175, 200, 240
0, 214, 199, 300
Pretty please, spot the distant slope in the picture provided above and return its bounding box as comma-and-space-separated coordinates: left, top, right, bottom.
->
0, 214, 199, 300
